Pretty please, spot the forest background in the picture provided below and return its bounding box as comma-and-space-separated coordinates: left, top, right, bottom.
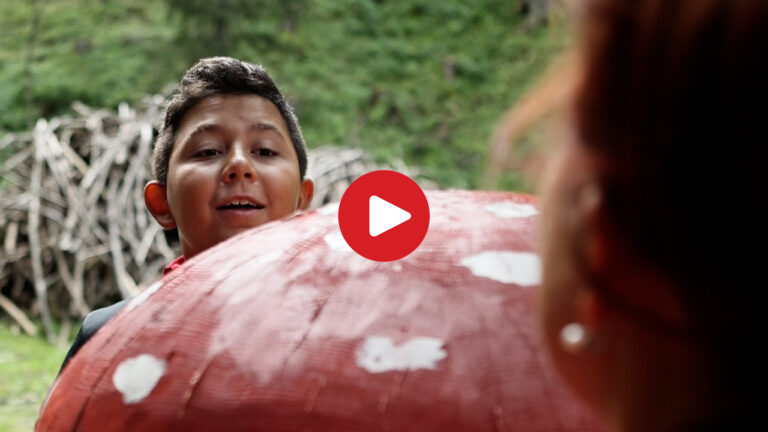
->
0, 0, 564, 430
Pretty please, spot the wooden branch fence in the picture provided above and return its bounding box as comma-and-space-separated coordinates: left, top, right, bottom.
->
0, 95, 432, 344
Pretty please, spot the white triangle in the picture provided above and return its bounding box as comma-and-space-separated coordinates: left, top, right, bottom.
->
369, 195, 411, 237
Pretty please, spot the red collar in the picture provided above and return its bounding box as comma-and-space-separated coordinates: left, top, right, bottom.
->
163, 256, 186, 275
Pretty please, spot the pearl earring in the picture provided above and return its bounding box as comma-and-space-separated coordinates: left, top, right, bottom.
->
560, 322, 592, 353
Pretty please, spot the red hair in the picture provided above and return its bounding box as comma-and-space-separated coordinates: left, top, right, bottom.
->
575, 0, 767, 382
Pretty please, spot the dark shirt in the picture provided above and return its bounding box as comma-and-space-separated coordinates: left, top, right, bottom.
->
58, 256, 186, 373
59, 299, 128, 372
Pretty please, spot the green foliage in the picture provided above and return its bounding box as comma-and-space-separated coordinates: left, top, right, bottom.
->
0, 0, 181, 128
0, 323, 68, 431
164, 0, 307, 57
0, 0, 566, 189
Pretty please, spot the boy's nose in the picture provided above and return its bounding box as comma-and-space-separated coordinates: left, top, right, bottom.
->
222, 147, 257, 182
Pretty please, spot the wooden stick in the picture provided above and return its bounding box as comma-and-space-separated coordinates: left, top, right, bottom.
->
53, 248, 90, 317
28, 120, 56, 343
0, 292, 38, 336
107, 174, 138, 299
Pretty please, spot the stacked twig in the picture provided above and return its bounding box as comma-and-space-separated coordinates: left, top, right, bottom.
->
1, 97, 170, 343
306, 145, 435, 209
0, 96, 432, 344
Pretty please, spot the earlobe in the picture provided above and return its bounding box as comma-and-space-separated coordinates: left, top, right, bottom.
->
561, 283, 604, 355
575, 183, 610, 280
144, 181, 176, 229
297, 179, 314, 211
570, 182, 610, 331
575, 288, 603, 332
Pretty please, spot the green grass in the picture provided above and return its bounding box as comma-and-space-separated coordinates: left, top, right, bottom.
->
0, 0, 567, 189
0, 323, 68, 432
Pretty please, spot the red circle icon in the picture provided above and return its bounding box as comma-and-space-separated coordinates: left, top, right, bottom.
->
338, 170, 430, 262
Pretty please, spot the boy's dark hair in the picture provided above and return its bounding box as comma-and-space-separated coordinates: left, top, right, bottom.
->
153, 57, 308, 184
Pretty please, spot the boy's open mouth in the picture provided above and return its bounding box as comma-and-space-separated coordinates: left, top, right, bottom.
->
218, 203, 264, 210
217, 199, 265, 210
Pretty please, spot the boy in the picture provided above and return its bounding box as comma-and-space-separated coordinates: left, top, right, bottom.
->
60, 56, 314, 370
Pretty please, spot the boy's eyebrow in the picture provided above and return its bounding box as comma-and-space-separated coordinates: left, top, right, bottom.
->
185, 123, 221, 142
249, 122, 288, 141
183, 122, 288, 144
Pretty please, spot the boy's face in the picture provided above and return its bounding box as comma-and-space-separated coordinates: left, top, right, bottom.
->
145, 94, 313, 258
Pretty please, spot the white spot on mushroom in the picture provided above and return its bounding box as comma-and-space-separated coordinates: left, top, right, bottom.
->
459, 251, 541, 286
112, 354, 166, 404
356, 336, 447, 373
317, 202, 340, 215
126, 281, 162, 311
324, 230, 354, 253
483, 201, 538, 219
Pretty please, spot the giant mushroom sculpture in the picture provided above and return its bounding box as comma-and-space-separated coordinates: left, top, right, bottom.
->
38, 190, 602, 431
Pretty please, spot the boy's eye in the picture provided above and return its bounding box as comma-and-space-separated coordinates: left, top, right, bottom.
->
195, 148, 220, 158
257, 148, 277, 157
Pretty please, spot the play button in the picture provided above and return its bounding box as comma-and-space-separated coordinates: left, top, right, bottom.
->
369, 196, 411, 237
338, 170, 430, 262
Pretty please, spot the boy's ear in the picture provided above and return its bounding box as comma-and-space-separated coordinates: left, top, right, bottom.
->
144, 181, 177, 229
297, 179, 314, 211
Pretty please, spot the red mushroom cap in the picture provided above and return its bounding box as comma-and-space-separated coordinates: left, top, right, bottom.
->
38, 190, 602, 432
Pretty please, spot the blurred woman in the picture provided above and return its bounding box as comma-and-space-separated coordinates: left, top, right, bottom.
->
535, 0, 766, 430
